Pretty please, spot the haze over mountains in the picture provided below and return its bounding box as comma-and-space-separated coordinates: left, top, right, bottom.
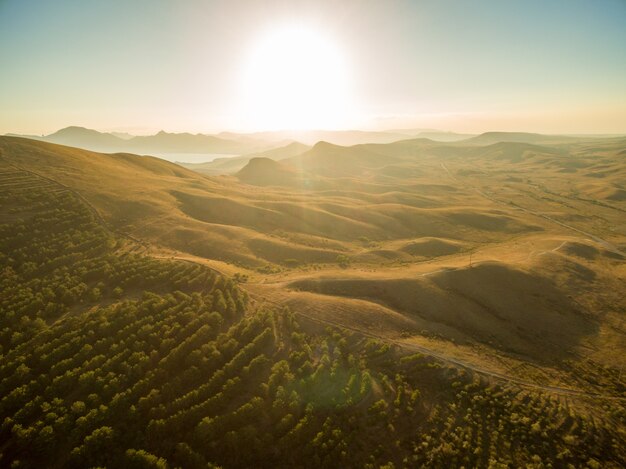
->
14, 125, 623, 174
7, 126, 269, 156
7, 126, 484, 163
184, 131, 626, 176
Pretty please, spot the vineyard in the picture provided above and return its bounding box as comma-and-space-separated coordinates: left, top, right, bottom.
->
0, 162, 625, 467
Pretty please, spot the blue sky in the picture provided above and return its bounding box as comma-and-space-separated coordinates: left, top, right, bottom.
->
1, 0, 625, 134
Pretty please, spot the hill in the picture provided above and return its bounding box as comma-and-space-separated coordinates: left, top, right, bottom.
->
417, 131, 475, 141
1, 135, 624, 358
286, 141, 403, 176
464, 131, 578, 146
467, 141, 565, 162
1, 134, 625, 467
43, 126, 126, 152
385, 130, 476, 142
182, 141, 310, 175
125, 130, 247, 154
6, 154, 554, 468
237, 157, 300, 186
289, 259, 596, 359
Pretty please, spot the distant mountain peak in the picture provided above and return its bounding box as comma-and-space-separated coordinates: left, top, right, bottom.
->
312, 140, 339, 151
50, 126, 102, 136
464, 131, 575, 145
478, 131, 542, 138
240, 156, 290, 172
237, 157, 298, 186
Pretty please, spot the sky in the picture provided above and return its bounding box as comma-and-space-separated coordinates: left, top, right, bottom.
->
1, 0, 625, 135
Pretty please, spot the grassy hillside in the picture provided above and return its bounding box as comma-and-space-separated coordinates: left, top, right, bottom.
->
0, 156, 624, 468
0, 137, 543, 268
237, 157, 303, 187
1, 136, 624, 371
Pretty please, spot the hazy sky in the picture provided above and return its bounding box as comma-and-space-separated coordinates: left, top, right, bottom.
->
1, 0, 625, 135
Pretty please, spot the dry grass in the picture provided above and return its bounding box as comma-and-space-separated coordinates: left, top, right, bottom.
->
1, 134, 624, 390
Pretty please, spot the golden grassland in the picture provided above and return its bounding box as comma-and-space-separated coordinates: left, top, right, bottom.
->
1, 134, 624, 395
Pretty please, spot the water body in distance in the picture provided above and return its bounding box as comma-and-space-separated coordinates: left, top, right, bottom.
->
147, 152, 239, 164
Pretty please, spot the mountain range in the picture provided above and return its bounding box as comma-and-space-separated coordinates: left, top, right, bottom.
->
5, 126, 476, 156
6, 126, 270, 155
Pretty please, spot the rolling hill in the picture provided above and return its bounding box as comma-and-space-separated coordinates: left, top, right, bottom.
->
462, 131, 578, 146
236, 157, 302, 186
1, 134, 624, 369
1, 133, 625, 467
182, 141, 310, 175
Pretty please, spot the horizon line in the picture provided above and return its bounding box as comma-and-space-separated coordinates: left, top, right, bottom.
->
5, 125, 626, 139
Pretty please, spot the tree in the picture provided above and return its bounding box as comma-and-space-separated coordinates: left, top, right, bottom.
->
124, 449, 168, 468
336, 255, 350, 268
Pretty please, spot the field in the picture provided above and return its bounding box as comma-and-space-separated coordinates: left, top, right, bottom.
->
0, 134, 625, 467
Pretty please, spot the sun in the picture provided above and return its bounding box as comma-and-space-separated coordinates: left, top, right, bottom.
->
238, 24, 354, 131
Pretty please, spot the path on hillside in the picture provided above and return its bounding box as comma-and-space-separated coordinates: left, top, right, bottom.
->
294, 308, 626, 401
151, 252, 625, 401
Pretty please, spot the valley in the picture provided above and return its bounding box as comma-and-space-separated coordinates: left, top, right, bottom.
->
3, 2, 625, 466
1, 133, 624, 467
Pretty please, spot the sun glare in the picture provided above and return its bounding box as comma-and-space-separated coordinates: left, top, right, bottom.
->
238, 25, 354, 131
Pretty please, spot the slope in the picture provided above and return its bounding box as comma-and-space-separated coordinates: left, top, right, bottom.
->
1, 156, 624, 468
0, 136, 545, 269
236, 157, 301, 187
183, 141, 310, 175
462, 131, 579, 146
